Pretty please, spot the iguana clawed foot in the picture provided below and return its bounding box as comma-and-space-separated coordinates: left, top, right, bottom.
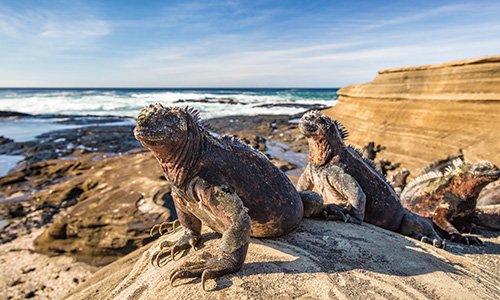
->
149, 219, 181, 237
151, 232, 200, 267
450, 234, 483, 245
170, 247, 246, 291
324, 204, 362, 225
414, 232, 445, 249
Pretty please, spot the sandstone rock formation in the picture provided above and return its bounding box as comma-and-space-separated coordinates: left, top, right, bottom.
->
65, 220, 499, 299
324, 55, 500, 173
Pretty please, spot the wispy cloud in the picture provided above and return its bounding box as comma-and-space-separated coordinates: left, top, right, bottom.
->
357, 3, 473, 31
1, 1, 500, 87
40, 19, 110, 39
0, 5, 110, 49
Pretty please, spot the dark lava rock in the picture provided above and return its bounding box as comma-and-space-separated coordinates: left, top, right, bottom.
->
0, 111, 32, 118
0, 125, 142, 164
252, 103, 327, 110
0, 136, 14, 145
240, 135, 267, 152
52, 115, 131, 125
174, 97, 241, 105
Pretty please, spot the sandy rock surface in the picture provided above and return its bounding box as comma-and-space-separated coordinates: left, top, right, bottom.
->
325, 55, 500, 173
66, 220, 499, 300
0, 228, 96, 300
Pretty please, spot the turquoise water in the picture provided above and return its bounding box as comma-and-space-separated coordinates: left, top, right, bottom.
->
0, 88, 338, 177
0, 154, 24, 177
0, 88, 338, 119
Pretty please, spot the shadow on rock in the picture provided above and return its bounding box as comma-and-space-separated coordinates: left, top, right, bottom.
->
64, 219, 497, 299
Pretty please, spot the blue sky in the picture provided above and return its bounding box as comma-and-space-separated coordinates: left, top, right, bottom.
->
1, 0, 499, 87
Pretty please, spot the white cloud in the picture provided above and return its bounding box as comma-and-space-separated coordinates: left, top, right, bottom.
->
0, 6, 110, 49
40, 19, 110, 39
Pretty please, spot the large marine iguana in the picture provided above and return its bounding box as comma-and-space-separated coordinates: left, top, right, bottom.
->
133, 104, 324, 290
400, 158, 500, 244
296, 110, 444, 247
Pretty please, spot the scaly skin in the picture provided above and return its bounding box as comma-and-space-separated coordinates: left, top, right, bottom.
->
401, 159, 500, 245
297, 110, 444, 248
133, 104, 323, 290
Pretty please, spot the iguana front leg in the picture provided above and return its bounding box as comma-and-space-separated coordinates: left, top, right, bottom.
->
152, 197, 202, 266
323, 165, 366, 224
297, 165, 314, 191
170, 185, 251, 291
433, 205, 482, 245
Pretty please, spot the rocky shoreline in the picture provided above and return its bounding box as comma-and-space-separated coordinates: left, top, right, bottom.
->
1, 55, 499, 299
0, 110, 318, 298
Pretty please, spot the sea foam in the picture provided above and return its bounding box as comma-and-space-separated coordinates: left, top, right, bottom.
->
0, 88, 338, 119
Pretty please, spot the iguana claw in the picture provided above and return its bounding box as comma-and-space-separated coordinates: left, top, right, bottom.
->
169, 250, 242, 291
151, 232, 200, 267
450, 234, 482, 245
149, 220, 181, 237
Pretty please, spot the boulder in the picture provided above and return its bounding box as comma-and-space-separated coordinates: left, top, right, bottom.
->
324, 55, 500, 173
65, 220, 499, 299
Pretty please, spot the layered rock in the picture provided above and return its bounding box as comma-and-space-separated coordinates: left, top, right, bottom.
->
65, 220, 499, 299
324, 55, 500, 173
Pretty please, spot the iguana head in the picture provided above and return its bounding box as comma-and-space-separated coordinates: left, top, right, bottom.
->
134, 104, 208, 149
467, 160, 500, 183
299, 111, 349, 166
299, 110, 348, 141
134, 104, 209, 185
444, 160, 500, 201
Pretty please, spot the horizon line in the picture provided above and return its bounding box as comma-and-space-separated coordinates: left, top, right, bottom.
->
0, 86, 341, 90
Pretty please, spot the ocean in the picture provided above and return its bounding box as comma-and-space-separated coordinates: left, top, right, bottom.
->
0, 88, 338, 119
0, 88, 338, 176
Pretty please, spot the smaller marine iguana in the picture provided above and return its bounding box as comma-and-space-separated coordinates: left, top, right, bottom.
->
297, 110, 444, 247
133, 104, 325, 290
361, 141, 400, 176
401, 158, 500, 245
389, 168, 410, 196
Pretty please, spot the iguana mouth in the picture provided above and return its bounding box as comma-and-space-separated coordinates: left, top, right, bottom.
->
481, 169, 500, 181
133, 127, 168, 143
472, 161, 500, 181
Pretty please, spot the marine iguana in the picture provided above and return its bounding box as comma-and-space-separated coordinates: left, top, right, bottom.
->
419, 150, 464, 175
296, 110, 443, 247
133, 104, 324, 290
389, 168, 410, 196
401, 158, 500, 244
361, 141, 400, 176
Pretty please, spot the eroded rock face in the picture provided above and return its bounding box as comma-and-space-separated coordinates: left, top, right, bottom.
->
64, 220, 499, 300
32, 152, 176, 266
324, 55, 500, 172
0, 155, 101, 243
0, 152, 176, 265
